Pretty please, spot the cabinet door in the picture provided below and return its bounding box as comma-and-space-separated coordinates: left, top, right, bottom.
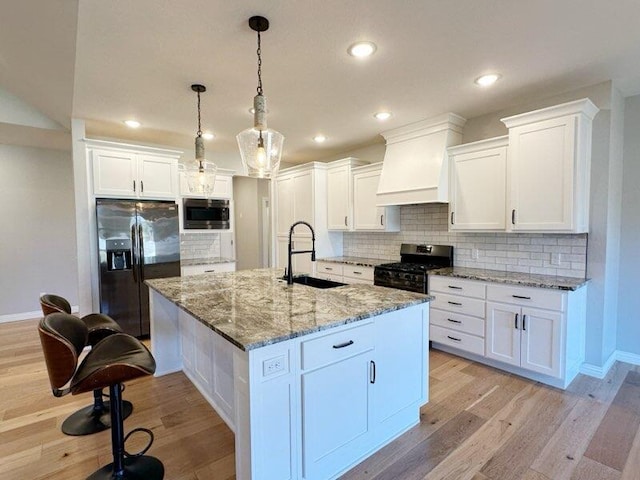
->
276, 235, 288, 270
211, 174, 232, 198
520, 307, 562, 378
509, 116, 576, 231
92, 149, 137, 197
138, 155, 177, 199
486, 302, 521, 367
276, 175, 294, 235
301, 351, 373, 480
353, 169, 385, 230
293, 170, 314, 226
193, 320, 213, 394
179, 309, 195, 374
374, 309, 425, 433
327, 165, 350, 230
450, 146, 506, 230
292, 235, 314, 275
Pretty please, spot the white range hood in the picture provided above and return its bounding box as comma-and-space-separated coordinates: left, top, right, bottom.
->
377, 113, 466, 206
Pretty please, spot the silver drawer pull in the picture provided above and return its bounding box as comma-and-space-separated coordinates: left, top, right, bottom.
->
333, 340, 354, 349
447, 335, 462, 342
512, 295, 531, 300
447, 318, 462, 324
448, 285, 462, 290
448, 301, 462, 306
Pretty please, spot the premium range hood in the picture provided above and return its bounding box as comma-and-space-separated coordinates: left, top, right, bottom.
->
377, 113, 466, 206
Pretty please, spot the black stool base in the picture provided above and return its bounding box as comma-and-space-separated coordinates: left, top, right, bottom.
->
86, 455, 164, 480
61, 400, 133, 436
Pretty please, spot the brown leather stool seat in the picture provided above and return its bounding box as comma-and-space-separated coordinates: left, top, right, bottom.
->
39, 313, 163, 480
39, 293, 133, 435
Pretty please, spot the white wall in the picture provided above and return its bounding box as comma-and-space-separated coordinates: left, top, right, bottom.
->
234, 177, 270, 270
0, 144, 78, 318
617, 94, 640, 357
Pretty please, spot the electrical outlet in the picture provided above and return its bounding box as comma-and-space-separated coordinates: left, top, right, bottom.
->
471, 248, 479, 260
263, 355, 286, 377
551, 252, 561, 266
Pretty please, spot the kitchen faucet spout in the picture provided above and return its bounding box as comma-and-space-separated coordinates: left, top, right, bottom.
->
287, 221, 316, 285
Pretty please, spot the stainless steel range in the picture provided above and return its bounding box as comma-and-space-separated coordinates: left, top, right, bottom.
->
374, 244, 454, 293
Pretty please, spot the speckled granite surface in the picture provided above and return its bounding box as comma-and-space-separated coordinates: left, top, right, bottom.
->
430, 267, 588, 291
146, 268, 431, 351
181, 257, 235, 267
318, 256, 388, 267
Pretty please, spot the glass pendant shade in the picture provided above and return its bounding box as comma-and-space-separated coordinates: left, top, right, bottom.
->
185, 159, 217, 197
237, 127, 284, 178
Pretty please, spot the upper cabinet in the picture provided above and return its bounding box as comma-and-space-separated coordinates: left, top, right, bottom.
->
502, 98, 599, 233
352, 163, 400, 232
326, 158, 368, 230
178, 169, 235, 199
275, 166, 315, 236
89, 141, 181, 200
448, 137, 508, 231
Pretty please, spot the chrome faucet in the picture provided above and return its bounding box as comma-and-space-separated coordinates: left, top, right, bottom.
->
287, 221, 316, 285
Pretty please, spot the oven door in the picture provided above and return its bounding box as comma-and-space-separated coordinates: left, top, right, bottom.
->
373, 267, 426, 293
183, 198, 230, 229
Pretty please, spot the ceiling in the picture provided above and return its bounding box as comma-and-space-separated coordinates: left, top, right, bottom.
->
3, 0, 640, 163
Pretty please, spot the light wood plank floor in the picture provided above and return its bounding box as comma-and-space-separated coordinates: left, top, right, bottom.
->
1, 319, 639, 479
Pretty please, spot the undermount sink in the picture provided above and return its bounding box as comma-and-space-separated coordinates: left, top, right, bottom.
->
289, 275, 346, 289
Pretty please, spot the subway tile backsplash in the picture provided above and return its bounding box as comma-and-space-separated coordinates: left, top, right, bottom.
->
180, 232, 221, 260
344, 204, 587, 278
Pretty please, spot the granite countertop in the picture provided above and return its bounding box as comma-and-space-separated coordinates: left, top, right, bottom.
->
317, 256, 389, 267
181, 257, 236, 267
429, 267, 589, 291
146, 268, 431, 351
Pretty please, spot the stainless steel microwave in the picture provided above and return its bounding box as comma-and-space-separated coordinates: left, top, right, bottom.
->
183, 198, 230, 229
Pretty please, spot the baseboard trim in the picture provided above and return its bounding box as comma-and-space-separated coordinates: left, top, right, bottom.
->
580, 349, 640, 378
0, 305, 79, 324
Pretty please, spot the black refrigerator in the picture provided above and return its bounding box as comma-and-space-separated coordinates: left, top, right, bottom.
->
96, 199, 180, 338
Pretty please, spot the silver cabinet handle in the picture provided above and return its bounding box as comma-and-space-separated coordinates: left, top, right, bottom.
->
369, 360, 376, 384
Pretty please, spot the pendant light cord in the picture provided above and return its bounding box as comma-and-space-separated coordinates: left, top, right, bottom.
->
196, 90, 202, 136
256, 31, 263, 96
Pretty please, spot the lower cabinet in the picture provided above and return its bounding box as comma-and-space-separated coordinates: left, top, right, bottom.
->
429, 275, 586, 389
181, 262, 236, 276
315, 261, 374, 285
486, 302, 562, 378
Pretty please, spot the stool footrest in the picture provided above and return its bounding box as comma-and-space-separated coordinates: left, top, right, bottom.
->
124, 428, 155, 458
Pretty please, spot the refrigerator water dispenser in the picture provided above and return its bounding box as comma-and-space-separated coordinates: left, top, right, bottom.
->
106, 239, 132, 271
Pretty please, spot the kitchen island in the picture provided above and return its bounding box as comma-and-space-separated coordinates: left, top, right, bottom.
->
146, 269, 432, 480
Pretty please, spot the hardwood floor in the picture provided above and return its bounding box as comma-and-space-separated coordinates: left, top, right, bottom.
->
1, 318, 638, 479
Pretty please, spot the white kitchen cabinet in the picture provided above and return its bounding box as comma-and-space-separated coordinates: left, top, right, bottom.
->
274, 163, 341, 269
315, 261, 374, 285
179, 309, 195, 374
352, 163, 400, 232
89, 141, 181, 200
327, 158, 368, 231
486, 302, 562, 378
501, 98, 598, 233
179, 170, 234, 199
448, 136, 508, 231
193, 319, 213, 391
430, 275, 587, 389
181, 262, 236, 276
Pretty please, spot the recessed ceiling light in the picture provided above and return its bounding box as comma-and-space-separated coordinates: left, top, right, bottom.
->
348, 41, 377, 58
313, 135, 327, 143
475, 73, 501, 87
124, 120, 141, 128
374, 111, 392, 121
202, 132, 214, 140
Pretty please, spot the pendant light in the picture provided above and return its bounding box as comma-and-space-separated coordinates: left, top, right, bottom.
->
185, 84, 217, 196
237, 16, 284, 179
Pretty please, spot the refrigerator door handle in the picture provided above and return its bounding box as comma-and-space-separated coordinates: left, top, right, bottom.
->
130, 224, 137, 283
138, 224, 145, 282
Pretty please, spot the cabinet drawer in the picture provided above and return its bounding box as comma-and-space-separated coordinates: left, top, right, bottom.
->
301, 322, 374, 371
316, 262, 344, 276
430, 293, 485, 318
316, 272, 344, 283
430, 325, 485, 356
430, 308, 485, 337
429, 276, 486, 299
487, 284, 565, 312
343, 265, 374, 282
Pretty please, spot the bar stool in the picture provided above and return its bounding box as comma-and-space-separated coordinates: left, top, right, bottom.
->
39, 294, 133, 435
39, 312, 164, 480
